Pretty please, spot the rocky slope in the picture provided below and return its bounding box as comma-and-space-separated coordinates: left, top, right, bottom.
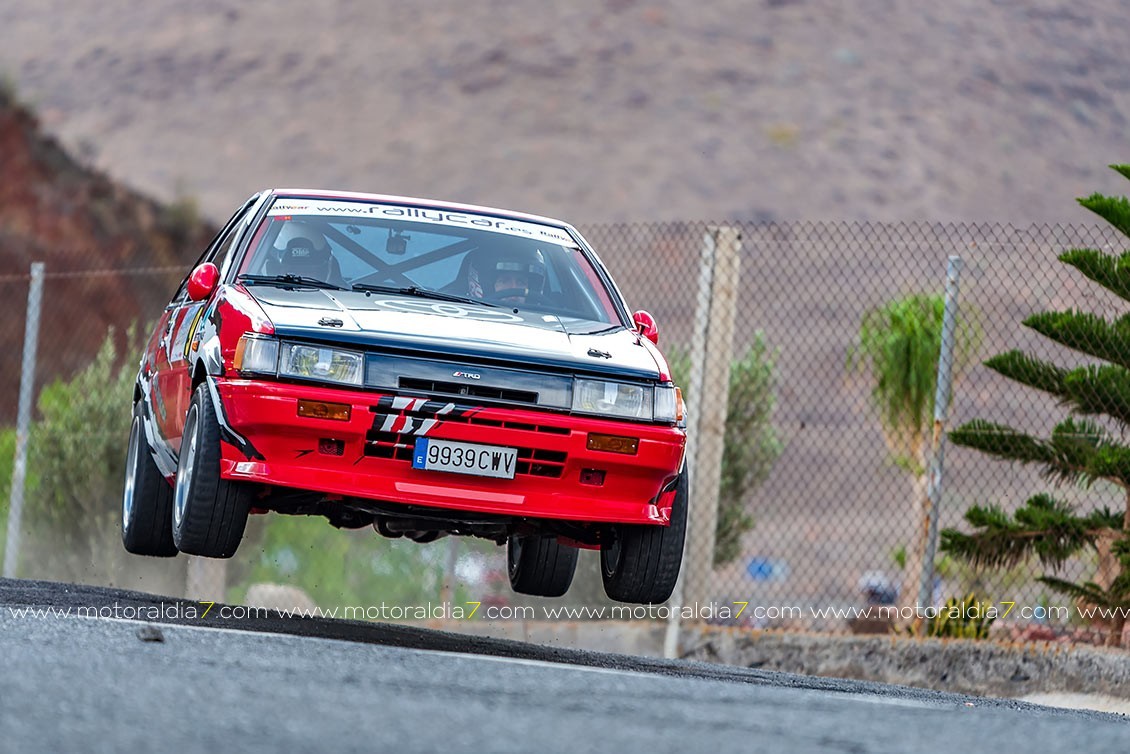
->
0, 90, 215, 421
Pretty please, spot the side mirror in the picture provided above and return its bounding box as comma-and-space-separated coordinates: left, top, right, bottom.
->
633, 310, 659, 345
187, 263, 220, 302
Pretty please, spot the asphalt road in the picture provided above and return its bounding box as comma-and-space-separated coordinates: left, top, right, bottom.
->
1, 578, 1125, 752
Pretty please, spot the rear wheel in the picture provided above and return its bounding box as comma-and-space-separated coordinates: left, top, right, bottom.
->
507, 534, 578, 597
171, 383, 252, 558
121, 403, 178, 557
601, 468, 688, 604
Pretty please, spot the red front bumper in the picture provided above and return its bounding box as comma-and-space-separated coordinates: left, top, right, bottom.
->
216, 379, 686, 525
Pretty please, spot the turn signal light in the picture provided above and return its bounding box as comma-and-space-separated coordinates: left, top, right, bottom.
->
297, 400, 351, 421
586, 433, 639, 455
675, 387, 685, 423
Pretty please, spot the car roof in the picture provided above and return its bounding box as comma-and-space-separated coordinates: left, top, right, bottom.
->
267, 188, 576, 231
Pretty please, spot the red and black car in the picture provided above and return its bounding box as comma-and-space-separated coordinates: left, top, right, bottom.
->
123, 189, 688, 603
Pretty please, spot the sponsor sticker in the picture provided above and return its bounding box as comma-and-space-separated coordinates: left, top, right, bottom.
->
267, 199, 578, 247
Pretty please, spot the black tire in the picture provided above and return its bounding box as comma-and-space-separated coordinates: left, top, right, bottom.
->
121, 402, 178, 557
601, 468, 689, 604
171, 383, 252, 558
507, 534, 579, 597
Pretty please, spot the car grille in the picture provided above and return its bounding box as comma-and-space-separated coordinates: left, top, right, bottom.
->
398, 377, 538, 406
366, 354, 572, 410
365, 403, 569, 478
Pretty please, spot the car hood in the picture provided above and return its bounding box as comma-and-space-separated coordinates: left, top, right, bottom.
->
245, 287, 661, 380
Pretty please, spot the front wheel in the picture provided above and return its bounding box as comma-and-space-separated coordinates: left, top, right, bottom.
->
121, 403, 178, 557
171, 383, 252, 558
507, 534, 578, 597
601, 468, 688, 604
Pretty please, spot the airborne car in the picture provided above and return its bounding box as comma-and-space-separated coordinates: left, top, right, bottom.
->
124, 190, 688, 603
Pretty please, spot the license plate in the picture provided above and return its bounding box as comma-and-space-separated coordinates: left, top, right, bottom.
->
412, 438, 518, 479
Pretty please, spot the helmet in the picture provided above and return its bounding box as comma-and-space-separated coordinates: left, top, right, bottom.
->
273, 220, 332, 255
271, 221, 333, 279
468, 239, 547, 304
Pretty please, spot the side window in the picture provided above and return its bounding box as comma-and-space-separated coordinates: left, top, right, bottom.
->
207, 224, 240, 278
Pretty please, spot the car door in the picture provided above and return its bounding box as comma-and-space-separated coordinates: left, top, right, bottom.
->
151, 200, 258, 453
142, 303, 177, 452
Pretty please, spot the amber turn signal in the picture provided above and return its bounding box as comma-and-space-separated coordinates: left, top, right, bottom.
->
586, 433, 639, 455
297, 400, 351, 421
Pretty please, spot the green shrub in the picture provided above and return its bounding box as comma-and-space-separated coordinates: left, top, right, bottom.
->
0, 427, 14, 566
667, 333, 783, 565
915, 592, 997, 640
22, 327, 137, 581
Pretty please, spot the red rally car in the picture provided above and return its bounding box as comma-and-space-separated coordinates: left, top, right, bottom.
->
123, 189, 688, 603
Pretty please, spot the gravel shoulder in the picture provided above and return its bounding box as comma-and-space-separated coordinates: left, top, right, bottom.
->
681, 627, 1130, 715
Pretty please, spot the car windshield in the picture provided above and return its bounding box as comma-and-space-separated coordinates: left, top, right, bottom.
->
238, 198, 622, 325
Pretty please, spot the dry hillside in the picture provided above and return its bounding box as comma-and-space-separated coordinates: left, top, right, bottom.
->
0, 90, 216, 422
0, 0, 1128, 226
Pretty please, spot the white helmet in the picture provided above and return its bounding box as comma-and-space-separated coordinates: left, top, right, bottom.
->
273, 220, 331, 255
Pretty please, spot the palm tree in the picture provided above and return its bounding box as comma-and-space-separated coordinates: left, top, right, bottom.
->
851, 293, 979, 616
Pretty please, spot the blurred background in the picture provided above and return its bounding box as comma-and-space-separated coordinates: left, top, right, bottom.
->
2, 0, 1130, 649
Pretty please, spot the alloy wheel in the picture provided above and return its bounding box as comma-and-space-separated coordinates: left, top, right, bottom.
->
173, 405, 199, 530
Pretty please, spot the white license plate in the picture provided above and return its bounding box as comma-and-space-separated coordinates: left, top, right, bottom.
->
412, 438, 518, 479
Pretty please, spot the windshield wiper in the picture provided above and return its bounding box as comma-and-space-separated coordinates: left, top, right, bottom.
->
240, 274, 347, 291
350, 283, 500, 308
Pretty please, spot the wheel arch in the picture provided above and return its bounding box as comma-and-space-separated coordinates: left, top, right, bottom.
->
192, 361, 209, 393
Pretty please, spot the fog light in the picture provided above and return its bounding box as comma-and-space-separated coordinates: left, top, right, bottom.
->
580, 468, 606, 486
298, 400, 351, 421
586, 433, 639, 454
318, 438, 345, 456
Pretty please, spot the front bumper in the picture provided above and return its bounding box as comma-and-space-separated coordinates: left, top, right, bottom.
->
215, 378, 686, 525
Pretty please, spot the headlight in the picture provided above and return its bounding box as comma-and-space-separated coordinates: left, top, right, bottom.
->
573, 378, 653, 420
234, 335, 279, 374
279, 343, 363, 386
653, 384, 677, 423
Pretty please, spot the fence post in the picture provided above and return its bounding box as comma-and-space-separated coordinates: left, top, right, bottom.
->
916, 255, 964, 610
4, 262, 45, 579
664, 226, 741, 657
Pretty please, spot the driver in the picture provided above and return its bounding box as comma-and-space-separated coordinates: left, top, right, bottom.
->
466, 241, 546, 305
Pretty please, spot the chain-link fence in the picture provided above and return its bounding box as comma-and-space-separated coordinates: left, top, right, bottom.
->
590, 220, 1126, 636
0, 265, 190, 596
2, 221, 1124, 637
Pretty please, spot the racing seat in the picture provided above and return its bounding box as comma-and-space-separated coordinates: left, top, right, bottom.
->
271, 237, 346, 287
